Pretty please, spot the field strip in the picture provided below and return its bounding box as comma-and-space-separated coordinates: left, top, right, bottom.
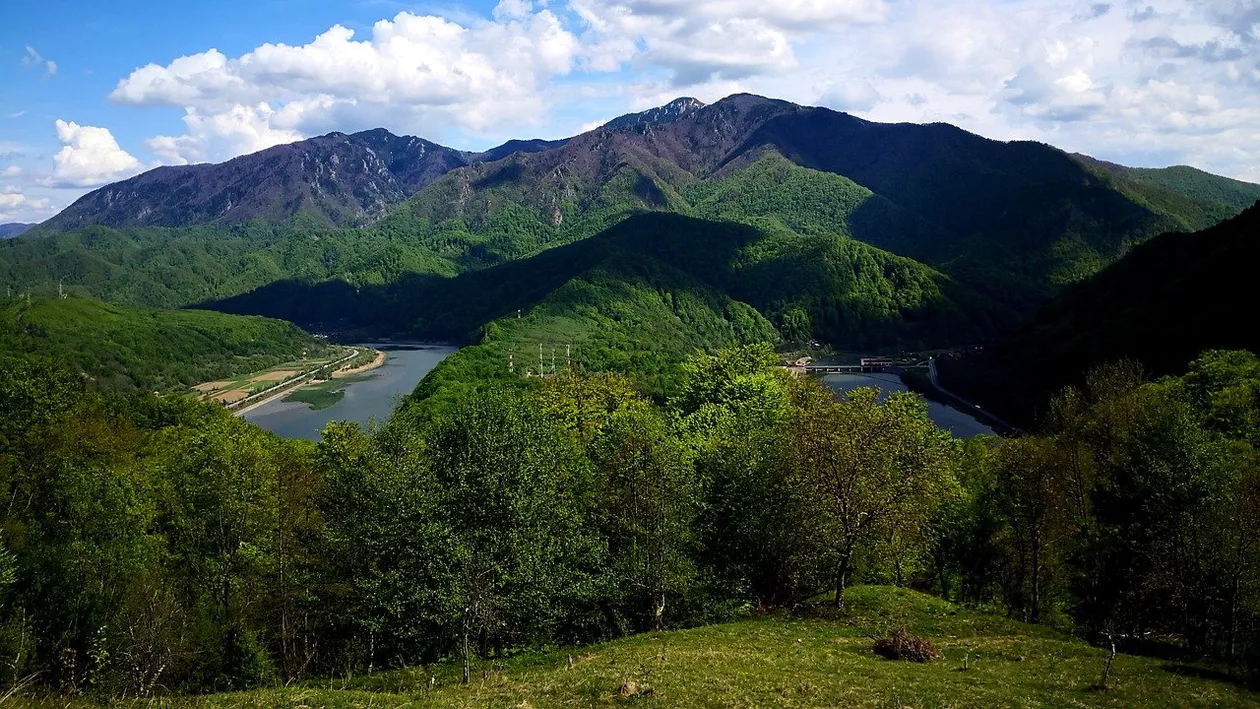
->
231, 349, 359, 417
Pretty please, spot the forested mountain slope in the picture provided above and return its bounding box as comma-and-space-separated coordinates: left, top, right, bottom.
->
0, 295, 331, 392
0, 223, 32, 239
6, 93, 1256, 359
382, 93, 1258, 308
211, 212, 1005, 348
943, 201, 1260, 424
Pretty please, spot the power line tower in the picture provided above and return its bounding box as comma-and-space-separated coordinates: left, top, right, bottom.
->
58, 278, 66, 300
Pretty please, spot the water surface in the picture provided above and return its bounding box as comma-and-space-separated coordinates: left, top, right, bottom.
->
244, 344, 455, 440
822, 372, 994, 438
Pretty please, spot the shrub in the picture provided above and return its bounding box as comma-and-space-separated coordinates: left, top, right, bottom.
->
873, 628, 941, 662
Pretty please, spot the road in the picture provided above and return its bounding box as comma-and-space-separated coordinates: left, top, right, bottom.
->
231, 348, 359, 417
928, 358, 1025, 436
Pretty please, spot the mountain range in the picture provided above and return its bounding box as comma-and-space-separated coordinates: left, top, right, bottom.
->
5, 93, 1259, 401
40, 130, 566, 231
0, 223, 32, 239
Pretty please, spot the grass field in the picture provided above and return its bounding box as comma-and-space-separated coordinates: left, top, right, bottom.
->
19, 586, 1258, 708
190, 349, 353, 405
283, 378, 357, 410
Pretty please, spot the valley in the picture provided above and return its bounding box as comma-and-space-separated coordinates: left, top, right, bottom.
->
1, 88, 1258, 709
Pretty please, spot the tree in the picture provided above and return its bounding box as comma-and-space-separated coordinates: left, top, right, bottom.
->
423, 389, 598, 682
593, 408, 698, 631
786, 384, 958, 609
993, 436, 1072, 623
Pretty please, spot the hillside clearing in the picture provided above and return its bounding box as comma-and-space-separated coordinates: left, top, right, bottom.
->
28, 587, 1257, 709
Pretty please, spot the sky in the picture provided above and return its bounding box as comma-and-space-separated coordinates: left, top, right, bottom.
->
1, 0, 1258, 223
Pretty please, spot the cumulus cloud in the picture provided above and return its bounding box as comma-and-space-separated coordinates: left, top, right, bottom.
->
110, 9, 582, 163
21, 45, 57, 76
818, 78, 882, 112
2, 166, 21, 177
571, 0, 885, 83
64, 0, 1260, 186
46, 120, 143, 187
0, 187, 52, 222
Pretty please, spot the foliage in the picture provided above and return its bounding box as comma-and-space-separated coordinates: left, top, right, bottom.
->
30, 586, 1260, 709
947, 202, 1260, 426
0, 295, 331, 393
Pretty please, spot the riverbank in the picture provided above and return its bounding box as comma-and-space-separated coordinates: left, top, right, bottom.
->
231, 349, 359, 417
332, 349, 386, 378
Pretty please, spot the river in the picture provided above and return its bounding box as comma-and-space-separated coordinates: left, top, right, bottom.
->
822, 372, 994, 438
243, 344, 456, 440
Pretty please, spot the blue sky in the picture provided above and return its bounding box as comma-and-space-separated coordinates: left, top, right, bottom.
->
2, 0, 1258, 223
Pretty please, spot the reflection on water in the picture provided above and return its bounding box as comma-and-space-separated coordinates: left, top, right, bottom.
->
822, 372, 994, 438
243, 344, 456, 440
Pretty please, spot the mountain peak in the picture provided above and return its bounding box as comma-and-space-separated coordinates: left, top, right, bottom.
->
603, 97, 708, 132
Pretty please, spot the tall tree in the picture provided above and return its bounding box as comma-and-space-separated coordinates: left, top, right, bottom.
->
786, 385, 958, 609
593, 408, 698, 630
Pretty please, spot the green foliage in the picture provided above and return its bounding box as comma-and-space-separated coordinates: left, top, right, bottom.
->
0, 295, 331, 393
0, 218, 456, 312
4, 336, 1260, 702
932, 352, 1260, 675
948, 202, 1260, 426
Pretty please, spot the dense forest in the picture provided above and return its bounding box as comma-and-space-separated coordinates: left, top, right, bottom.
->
1, 344, 1257, 699
946, 202, 1260, 426
0, 295, 333, 392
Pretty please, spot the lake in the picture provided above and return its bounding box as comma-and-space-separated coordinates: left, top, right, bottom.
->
822, 372, 994, 438
243, 344, 456, 440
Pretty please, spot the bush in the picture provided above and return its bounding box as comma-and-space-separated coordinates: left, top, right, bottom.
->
873, 629, 941, 662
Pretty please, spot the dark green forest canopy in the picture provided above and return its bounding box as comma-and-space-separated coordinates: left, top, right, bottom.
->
0, 295, 332, 393
2, 344, 1259, 701
945, 201, 1260, 426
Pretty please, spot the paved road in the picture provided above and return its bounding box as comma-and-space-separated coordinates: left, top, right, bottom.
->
928, 358, 1025, 436
231, 349, 359, 417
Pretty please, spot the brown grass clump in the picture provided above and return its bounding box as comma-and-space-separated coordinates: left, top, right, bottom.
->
873, 629, 942, 663
617, 677, 653, 699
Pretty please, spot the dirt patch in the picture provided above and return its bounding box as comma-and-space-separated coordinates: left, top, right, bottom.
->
212, 390, 250, 405
250, 370, 300, 383
193, 381, 232, 393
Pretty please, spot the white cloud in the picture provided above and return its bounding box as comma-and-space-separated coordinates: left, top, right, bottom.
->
46, 120, 143, 187
818, 78, 882, 113
1, 166, 21, 177
570, 0, 886, 83
21, 45, 57, 76
111, 9, 582, 163
0, 188, 52, 222
145, 103, 306, 165
66, 0, 1260, 187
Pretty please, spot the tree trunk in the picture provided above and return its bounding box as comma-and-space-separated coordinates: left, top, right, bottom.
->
1030, 531, 1042, 625
652, 591, 666, 632
461, 619, 470, 685
834, 544, 853, 610
1097, 626, 1117, 690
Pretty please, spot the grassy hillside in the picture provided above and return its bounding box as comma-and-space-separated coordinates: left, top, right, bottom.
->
32, 586, 1259, 708
944, 201, 1260, 425
0, 295, 333, 392
0, 216, 456, 311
